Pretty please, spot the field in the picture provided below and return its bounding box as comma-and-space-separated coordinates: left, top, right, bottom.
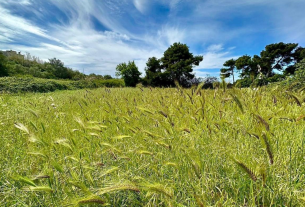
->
0, 86, 304, 206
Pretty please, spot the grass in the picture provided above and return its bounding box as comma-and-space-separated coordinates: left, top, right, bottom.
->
0, 86, 304, 206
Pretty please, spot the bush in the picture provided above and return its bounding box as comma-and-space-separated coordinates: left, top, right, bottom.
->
0, 77, 125, 93
235, 78, 252, 88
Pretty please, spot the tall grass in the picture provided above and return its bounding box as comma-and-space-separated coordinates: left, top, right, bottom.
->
0, 86, 304, 206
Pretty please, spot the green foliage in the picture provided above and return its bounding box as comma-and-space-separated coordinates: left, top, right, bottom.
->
143, 43, 203, 87
293, 58, 305, 83
143, 57, 163, 87
0, 52, 116, 82
283, 58, 305, 90
235, 55, 260, 79
161, 42, 203, 87
260, 42, 305, 76
103, 74, 113, 80
0, 53, 9, 77
116, 61, 141, 87
223, 42, 305, 85
220, 59, 236, 82
235, 78, 253, 88
0, 77, 124, 93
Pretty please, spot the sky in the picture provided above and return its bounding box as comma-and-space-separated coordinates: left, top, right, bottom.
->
0, 0, 305, 78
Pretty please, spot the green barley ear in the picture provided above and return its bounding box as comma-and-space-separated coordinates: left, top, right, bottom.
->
27, 151, 47, 159
141, 183, 174, 198
97, 182, 140, 195
51, 161, 64, 173
258, 164, 267, 186
12, 175, 36, 187
195, 82, 205, 95
28, 108, 39, 117
54, 139, 73, 152
233, 158, 258, 181
14, 122, 30, 134
23, 186, 53, 193
261, 132, 274, 165
288, 93, 302, 106
74, 116, 85, 129
137, 106, 154, 114
158, 110, 168, 118
76, 195, 107, 206
230, 94, 244, 113
174, 80, 183, 92
194, 194, 205, 207
253, 114, 270, 131
298, 86, 305, 93
69, 181, 91, 195
99, 166, 119, 178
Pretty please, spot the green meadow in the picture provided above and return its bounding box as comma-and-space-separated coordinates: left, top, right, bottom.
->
0, 86, 304, 206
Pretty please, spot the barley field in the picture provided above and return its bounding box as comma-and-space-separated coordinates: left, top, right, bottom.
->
0, 86, 304, 206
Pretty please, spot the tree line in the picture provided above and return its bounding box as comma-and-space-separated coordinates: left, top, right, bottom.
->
0, 52, 113, 81
2, 41, 304, 89
116, 42, 203, 87
221, 42, 305, 87
116, 42, 305, 88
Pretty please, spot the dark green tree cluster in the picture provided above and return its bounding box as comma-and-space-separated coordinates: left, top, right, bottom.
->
115, 42, 203, 87
0, 52, 9, 77
0, 52, 113, 81
143, 43, 203, 87
221, 42, 305, 87
115, 61, 141, 87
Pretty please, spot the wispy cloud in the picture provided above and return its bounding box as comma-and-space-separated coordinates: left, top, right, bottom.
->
194, 44, 239, 73
0, 0, 304, 77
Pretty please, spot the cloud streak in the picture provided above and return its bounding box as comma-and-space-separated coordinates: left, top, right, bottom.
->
0, 0, 304, 77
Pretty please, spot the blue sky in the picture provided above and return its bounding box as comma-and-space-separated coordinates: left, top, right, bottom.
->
0, 0, 304, 78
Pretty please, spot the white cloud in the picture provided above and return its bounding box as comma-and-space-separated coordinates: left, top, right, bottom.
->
1, 0, 304, 78
133, 0, 149, 14
195, 46, 239, 70
157, 26, 185, 46
0, 7, 47, 39
207, 44, 223, 52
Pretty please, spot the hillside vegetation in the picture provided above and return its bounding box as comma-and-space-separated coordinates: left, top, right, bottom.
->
0, 77, 124, 93
0, 86, 304, 206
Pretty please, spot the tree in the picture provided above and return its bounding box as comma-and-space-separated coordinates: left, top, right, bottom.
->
235, 55, 260, 79
292, 58, 305, 83
202, 76, 219, 89
116, 61, 141, 87
161, 42, 203, 87
220, 59, 236, 83
260, 42, 305, 76
0, 52, 8, 77
103, 75, 113, 80
143, 57, 163, 86
48, 58, 72, 79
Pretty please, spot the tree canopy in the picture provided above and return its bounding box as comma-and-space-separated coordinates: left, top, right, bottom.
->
161, 43, 203, 86
143, 42, 203, 87
221, 42, 305, 87
116, 61, 141, 87
0, 52, 8, 77
220, 59, 236, 82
